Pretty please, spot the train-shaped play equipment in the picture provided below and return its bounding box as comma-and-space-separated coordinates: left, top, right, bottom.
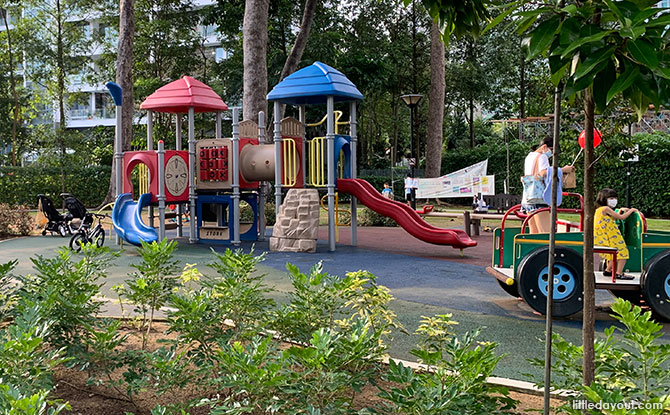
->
487, 194, 670, 321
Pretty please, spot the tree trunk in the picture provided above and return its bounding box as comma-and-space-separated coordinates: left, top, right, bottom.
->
102, 0, 135, 206
2, 11, 19, 166
425, 22, 445, 178
519, 50, 526, 119
242, 0, 269, 122
582, 87, 596, 388
469, 93, 475, 148
279, 0, 318, 81
56, 0, 66, 196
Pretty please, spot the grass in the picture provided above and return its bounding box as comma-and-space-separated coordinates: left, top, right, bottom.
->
317, 200, 670, 232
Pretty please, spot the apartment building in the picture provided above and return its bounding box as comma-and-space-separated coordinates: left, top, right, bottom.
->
1, 0, 224, 131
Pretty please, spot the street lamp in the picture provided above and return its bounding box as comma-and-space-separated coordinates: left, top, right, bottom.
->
400, 93, 423, 209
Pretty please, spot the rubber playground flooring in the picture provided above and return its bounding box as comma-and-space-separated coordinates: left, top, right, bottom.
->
2, 226, 669, 382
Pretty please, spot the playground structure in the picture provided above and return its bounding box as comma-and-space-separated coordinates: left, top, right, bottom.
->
110, 62, 476, 251
487, 197, 670, 320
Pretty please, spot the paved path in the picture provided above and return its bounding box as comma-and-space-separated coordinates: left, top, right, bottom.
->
2, 227, 668, 380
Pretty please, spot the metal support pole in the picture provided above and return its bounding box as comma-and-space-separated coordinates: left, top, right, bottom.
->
626, 163, 631, 208
216, 111, 222, 138
273, 102, 282, 212
114, 105, 122, 245
350, 102, 358, 246
176, 114, 183, 236
188, 107, 197, 243
147, 110, 155, 228
544, 82, 564, 415
409, 105, 416, 210
258, 111, 266, 241
327, 96, 336, 252
299, 105, 307, 188
157, 140, 166, 240
232, 108, 241, 245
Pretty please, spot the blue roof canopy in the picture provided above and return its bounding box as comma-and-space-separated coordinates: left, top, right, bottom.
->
267, 61, 363, 105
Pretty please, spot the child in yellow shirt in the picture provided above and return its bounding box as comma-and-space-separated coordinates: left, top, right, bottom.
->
594, 188, 639, 280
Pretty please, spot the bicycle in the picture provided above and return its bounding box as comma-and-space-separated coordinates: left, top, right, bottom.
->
69, 213, 107, 252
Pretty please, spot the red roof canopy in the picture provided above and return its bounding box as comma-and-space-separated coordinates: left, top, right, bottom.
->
140, 76, 228, 113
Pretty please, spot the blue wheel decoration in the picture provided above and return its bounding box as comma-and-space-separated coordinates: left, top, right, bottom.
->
538, 264, 576, 301
641, 251, 670, 321
517, 246, 584, 317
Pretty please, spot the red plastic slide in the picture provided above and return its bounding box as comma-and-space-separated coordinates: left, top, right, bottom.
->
337, 178, 477, 249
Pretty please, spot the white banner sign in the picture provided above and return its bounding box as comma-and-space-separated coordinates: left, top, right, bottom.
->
416, 160, 495, 199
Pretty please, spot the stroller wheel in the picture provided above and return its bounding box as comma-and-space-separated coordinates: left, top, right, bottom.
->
57, 224, 67, 237
42, 230, 47, 236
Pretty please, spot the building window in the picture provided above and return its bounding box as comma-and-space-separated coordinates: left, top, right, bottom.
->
215, 47, 226, 63
69, 93, 91, 120
95, 93, 115, 119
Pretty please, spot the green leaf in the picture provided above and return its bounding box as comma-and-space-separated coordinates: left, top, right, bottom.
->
603, 0, 625, 22
619, 25, 646, 40
607, 65, 640, 104
628, 87, 651, 120
653, 66, 670, 79
483, 1, 523, 34
593, 61, 616, 112
550, 61, 570, 85
643, 13, 670, 28
561, 4, 578, 15
573, 46, 615, 80
527, 17, 560, 59
631, 8, 659, 25
559, 30, 612, 58
627, 38, 659, 68
515, 14, 539, 35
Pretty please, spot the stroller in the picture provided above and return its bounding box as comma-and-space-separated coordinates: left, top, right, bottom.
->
37, 194, 72, 237
63, 194, 93, 231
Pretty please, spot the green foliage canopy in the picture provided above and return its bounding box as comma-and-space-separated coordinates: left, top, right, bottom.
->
507, 0, 670, 117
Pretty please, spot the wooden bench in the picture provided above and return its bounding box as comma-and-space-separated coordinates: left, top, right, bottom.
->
420, 210, 520, 237
483, 194, 522, 214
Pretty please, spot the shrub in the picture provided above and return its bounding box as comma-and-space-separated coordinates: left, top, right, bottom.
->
0, 260, 18, 320
16, 244, 118, 360
0, 165, 111, 207
0, 203, 33, 236
531, 298, 670, 413
273, 262, 401, 347
264, 201, 276, 226
359, 207, 398, 227
114, 239, 180, 349
378, 314, 517, 415
0, 305, 70, 414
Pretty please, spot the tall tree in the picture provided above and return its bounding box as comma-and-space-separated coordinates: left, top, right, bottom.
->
508, 0, 670, 388
425, 21, 445, 177
102, 0, 134, 204
278, 0, 318, 81
0, 2, 21, 165
242, 0, 269, 121
23, 0, 93, 192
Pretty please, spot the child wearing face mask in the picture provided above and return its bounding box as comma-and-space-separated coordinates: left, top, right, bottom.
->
594, 188, 639, 280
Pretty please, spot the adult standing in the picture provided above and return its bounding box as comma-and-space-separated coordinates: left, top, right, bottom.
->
404, 174, 415, 207
522, 136, 574, 233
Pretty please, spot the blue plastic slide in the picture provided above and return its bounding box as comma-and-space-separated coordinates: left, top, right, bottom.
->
112, 193, 158, 246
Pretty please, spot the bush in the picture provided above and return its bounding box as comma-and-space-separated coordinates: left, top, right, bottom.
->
531, 299, 670, 414
0, 165, 111, 207
0, 203, 33, 236
359, 207, 398, 227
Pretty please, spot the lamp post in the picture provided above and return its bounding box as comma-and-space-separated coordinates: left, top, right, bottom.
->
400, 93, 423, 209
